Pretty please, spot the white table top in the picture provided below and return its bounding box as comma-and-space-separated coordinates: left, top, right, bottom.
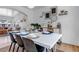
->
22, 32, 62, 49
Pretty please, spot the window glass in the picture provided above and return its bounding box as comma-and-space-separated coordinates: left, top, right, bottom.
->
0, 8, 19, 16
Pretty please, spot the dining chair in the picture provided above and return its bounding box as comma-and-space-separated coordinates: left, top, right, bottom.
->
22, 37, 44, 52
49, 22, 62, 52
22, 37, 37, 52
57, 22, 62, 44
57, 22, 62, 34
15, 34, 24, 52
35, 44, 44, 52
9, 33, 17, 52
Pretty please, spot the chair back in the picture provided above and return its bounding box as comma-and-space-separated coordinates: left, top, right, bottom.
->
57, 22, 61, 28
57, 22, 62, 34
22, 37, 37, 52
9, 33, 16, 42
15, 34, 24, 47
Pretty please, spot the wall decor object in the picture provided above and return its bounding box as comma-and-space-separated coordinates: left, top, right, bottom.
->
59, 10, 68, 16
20, 15, 27, 22
20, 20, 23, 22
23, 16, 26, 22
40, 7, 57, 23
45, 13, 50, 18
51, 8, 56, 14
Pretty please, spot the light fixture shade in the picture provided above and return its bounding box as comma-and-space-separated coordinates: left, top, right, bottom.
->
28, 6, 35, 8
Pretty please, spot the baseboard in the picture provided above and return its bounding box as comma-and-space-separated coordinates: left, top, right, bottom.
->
62, 42, 79, 47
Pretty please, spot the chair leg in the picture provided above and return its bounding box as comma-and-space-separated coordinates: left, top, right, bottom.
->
22, 47, 24, 52
16, 46, 19, 52
57, 39, 62, 45
12, 43, 16, 52
46, 48, 48, 52
9, 42, 13, 52
52, 48, 54, 52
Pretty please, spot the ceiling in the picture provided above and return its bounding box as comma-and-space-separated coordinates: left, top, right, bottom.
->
22, 6, 46, 9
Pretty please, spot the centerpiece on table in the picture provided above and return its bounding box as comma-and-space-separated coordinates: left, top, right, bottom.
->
31, 23, 43, 32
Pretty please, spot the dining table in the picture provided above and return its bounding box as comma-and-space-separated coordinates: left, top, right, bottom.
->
10, 31, 62, 52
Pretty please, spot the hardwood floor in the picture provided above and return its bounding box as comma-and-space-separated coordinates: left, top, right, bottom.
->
0, 45, 25, 52
0, 45, 63, 52
57, 43, 79, 52
0, 35, 79, 52
0, 43, 79, 52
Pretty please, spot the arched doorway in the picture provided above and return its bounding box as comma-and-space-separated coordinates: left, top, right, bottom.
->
0, 7, 30, 49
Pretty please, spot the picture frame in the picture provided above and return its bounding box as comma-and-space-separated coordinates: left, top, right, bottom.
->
45, 13, 50, 18
51, 8, 56, 14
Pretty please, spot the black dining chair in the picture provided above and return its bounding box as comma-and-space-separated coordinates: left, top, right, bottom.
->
9, 33, 17, 52
15, 34, 24, 52
35, 44, 44, 52
22, 37, 37, 52
22, 37, 44, 52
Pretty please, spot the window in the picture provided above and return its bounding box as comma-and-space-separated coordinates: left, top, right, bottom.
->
0, 8, 19, 17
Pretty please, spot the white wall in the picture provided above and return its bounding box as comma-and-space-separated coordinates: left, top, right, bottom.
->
13, 13, 31, 30
57, 6, 79, 46
32, 6, 57, 26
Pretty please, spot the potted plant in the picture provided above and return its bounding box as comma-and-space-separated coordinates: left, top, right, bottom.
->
31, 23, 41, 29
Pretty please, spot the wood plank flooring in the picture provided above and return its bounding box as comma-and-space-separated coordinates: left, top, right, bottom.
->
57, 43, 79, 52
0, 45, 25, 52
0, 43, 79, 52
0, 35, 79, 52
